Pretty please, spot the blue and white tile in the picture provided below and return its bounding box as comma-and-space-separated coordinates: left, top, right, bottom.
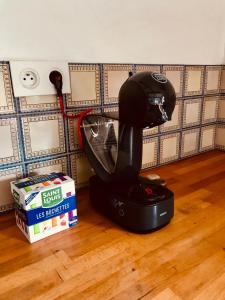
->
200, 125, 216, 152
71, 153, 94, 189
0, 118, 20, 165
218, 96, 225, 122
136, 65, 160, 73
221, 66, 225, 93
103, 106, 118, 114
160, 100, 182, 132
204, 66, 221, 95
0, 63, 15, 114
184, 66, 204, 96
142, 137, 158, 169
67, 64, 101, 107
181, 128, 200, 158
103, 64, 133, 105
143, 126, 159, 137
20, 94, 59, 112
21, 114, 65, 159
160, 133, 180, 164
216, 125, 225, 151
0, 166, 23, 213
202, 96, 218, 124
183, 98, 202, 128
163, 65, 184, 97
27, 156, 68, 176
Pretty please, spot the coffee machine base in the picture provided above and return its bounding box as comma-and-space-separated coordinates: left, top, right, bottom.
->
89, 175, 174, 233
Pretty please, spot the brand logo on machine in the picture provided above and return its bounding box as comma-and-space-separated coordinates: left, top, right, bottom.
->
41, 187, 63, 208
151, 73, 167, 83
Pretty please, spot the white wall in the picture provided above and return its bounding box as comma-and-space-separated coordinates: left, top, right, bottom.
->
0, 0, 225, 64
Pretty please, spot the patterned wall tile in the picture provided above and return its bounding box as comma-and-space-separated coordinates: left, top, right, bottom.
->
181, 128, 200, 158
200, 125, 216, 152
160, 132, 180, 164
0, 166, 22, 213
103, 106, 118, 113
202, 96, 218, 124
0, 63, 15, 114
103, 64, 133, 104
218, 95, 225, 122
68, 109, 100, 151
67, 64, 101, 107
204, 66, 221, 95
68, 113, 83, 152
20, 94, 59, 112
136, 65, 161, 73
22, 114, 65, 158
143, 126, 159, 137
184, 66, 204, 96
71, 153, 94, 188
142, 137, 158, 169
0, 118, 20, 164
160, 100, 182, 132
163, 65, 184, 97
27, 157, 68, 176
220, 66, 225, 93
216, 125, 225, 150
183, 98, 202, 128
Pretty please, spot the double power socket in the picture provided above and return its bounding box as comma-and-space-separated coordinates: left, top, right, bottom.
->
10, 61, 71, 97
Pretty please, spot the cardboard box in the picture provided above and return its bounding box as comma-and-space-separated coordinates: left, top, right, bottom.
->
11, 172, 77, 243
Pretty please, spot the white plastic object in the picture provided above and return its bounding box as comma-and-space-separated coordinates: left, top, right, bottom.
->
19, 69, 39, 89
146, 174, 161, 180
10, 61, 71, 97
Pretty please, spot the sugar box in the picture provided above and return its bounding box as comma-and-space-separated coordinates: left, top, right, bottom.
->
11, 172, 77, 243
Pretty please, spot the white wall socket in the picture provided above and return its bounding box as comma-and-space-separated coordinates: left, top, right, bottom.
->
10, 61, 71, 97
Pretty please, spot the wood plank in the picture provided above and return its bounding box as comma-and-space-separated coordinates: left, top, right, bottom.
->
0, 271, 62, 300
34, 204, 225, 300
193, 271, 225, 300
0, 150, 225, 300
144, 288, 182, 300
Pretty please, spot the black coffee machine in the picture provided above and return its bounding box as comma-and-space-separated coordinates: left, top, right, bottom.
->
81, 72, 176, 232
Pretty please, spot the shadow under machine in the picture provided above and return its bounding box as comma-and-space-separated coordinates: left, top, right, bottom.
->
81, 72, 176, 232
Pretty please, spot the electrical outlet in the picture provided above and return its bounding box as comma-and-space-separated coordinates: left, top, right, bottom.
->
10, 61, 71, 97
20, 69, 39, 89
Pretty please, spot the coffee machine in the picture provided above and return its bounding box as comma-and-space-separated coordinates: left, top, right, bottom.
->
81, 72, 176, 232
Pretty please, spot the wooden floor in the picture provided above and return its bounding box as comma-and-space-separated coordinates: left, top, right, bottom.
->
1, 150, 225, 300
